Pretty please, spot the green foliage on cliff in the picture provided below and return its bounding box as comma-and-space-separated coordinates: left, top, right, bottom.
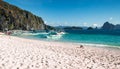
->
0, 1, 52, 31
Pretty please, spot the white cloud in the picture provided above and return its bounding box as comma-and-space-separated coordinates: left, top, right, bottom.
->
109, 17, 113, 21
92, 23, 98, 27
44, 21, 47, 23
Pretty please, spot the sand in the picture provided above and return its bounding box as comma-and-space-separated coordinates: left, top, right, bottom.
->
0, 35, 120, 69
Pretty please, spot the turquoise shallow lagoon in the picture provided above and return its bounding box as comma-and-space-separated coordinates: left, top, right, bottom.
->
60, 33, 120, 46
13, 30, 120, 47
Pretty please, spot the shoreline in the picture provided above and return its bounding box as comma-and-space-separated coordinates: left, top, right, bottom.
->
0, 35, 120, 69
10, 30, 120, 48
11, 34, 120, 50
1, 32, 120, 50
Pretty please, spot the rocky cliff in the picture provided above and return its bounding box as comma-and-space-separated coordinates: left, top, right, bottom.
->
0, 1, 52, 31
102, 22, 115, 30
102, 22, 120, 30
115, 24, 120, 30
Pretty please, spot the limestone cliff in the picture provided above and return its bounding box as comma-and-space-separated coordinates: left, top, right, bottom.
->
0, 1, 52, 31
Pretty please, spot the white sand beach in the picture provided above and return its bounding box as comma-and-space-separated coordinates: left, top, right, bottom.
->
0, 34, 120, 69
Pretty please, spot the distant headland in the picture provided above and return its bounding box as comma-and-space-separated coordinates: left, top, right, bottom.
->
56, 22, 120, 30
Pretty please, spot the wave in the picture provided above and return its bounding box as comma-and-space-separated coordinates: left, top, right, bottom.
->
12, 31, 120, 48
77, 42, 120, 49
46, 34, 63, 40
18, 32, 48, 36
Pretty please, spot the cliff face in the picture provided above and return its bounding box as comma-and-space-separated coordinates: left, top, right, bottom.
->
102, 22, 120, 30
102, 22, 115, 30
0, 1, 48, 31
115, 24, 120, 30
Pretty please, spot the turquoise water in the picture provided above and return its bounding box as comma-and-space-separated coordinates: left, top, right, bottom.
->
13, 30, 120, 47
60, 33, 120, 46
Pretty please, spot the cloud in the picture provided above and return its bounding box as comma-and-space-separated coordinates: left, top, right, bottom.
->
109, 17, 113, 21
92, 23, 98, 27
44, 21, 47, 23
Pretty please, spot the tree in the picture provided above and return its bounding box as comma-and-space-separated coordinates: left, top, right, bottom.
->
8, 24, 14, 30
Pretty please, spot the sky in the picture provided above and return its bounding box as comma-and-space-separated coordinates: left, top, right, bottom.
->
4, 0, 120, 27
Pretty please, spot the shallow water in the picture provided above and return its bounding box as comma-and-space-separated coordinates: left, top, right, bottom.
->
12, 30, 120, 47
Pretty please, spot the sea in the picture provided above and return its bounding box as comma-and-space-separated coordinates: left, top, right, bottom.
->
12, 29, 120, 48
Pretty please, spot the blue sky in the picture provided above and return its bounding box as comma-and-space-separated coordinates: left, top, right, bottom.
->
4, 0, 120, 27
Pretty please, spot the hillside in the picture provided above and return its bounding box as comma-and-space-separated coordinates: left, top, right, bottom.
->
102, 22, 120, 30
0, 1, 53, 31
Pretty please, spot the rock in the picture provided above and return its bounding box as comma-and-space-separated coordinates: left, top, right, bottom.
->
80, 45, 84, 48
115, 24, 120, 30
0, 1, 54, 31
87, 27, 94, 30
102, 22, 115, 30
64, 26, 83, 30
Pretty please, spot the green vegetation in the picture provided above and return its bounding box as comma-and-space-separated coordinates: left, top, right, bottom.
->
0, 1, 53, 31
